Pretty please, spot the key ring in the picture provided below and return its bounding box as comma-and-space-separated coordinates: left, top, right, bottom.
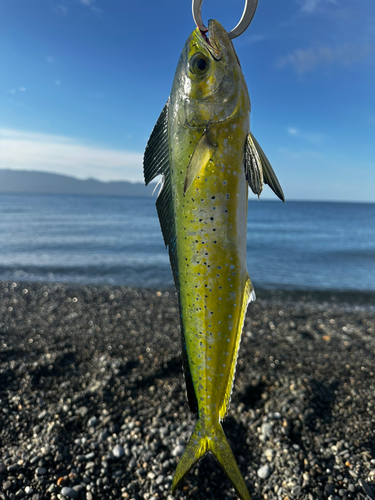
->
192, 0, 259, 39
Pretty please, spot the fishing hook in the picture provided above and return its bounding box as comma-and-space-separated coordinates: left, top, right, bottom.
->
192, 0, 259, 39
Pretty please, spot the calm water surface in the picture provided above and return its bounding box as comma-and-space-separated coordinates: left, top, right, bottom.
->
0, 194, 374, 291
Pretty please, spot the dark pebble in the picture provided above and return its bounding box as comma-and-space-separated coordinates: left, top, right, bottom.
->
61, 487, 78, 499
3, 481, 12, 490
359, 479, 375, 499
325, 484, 335, 497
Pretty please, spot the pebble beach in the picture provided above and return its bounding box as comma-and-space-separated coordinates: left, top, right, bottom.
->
1, 281, 375, 500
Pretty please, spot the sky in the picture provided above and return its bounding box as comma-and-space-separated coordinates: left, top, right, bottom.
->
0, 0, 374, 202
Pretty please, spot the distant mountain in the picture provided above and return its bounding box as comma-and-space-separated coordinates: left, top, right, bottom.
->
0, 169, 156, 197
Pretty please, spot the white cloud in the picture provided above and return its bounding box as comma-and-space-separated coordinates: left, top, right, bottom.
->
47, 56, 54, 64
287, 127, 298, 136
54, 4, 68, 16
78, 0, 102, 15
277, 43, 372, 73
18, 87, 26, 92
55, 80, 62, 85
298, 0, 336, 13
91, 6, 103, 16
287, 127, 325, 146
0, 129, 144, 182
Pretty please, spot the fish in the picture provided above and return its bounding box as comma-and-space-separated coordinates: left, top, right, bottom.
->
143, 19, 284, 500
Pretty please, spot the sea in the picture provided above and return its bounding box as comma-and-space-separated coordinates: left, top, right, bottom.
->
0, 193, 374, 292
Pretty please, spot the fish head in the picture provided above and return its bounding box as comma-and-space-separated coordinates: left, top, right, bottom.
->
172, 20, 250, 128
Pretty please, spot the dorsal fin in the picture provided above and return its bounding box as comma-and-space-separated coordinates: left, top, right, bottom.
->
144, 99, 170, 186
143, 100, 198, 414
143, 99, 174, 248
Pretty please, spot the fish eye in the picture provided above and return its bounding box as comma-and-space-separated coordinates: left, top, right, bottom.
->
189, 53, 210, 76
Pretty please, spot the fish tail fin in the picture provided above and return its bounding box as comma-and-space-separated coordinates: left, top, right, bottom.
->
172, 419, 251, 500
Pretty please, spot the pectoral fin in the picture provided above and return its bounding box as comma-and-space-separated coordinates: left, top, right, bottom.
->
184, 130, 217, 195
244, 133, 285, 202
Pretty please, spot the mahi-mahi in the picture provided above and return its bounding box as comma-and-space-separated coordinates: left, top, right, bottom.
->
143, 20, 284, 500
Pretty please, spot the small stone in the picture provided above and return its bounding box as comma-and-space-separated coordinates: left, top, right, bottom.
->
112, 444, 124, 459
87, 416, 98, 427
171, 445, 184, 457
260, 423, 272, 440
4, 481, 12, 490
35, 467, 47, 475
57, 476, 67, 486
292, 485, 301, 497
156, 475, 164, 485
99, 430, 109, 441
77, 406, 88, 417
264, 449, 275, 461
325, 483, 335, 496
0, 461, 6, 474
128, 458, 137, 469
61, 487, 79, 499
257, 464, 271, 479
7, 464, 19, 473
112, 469, 123, 478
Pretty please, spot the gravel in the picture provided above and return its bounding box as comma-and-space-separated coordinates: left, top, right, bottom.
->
257, 465, 271, 479
1, 281, 375, 500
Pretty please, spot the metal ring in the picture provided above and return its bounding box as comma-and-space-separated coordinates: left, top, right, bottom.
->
192, 0, 259, 39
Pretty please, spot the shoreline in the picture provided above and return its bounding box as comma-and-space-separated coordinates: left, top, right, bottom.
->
1, 281, 375, 500
1, 279, 375, 304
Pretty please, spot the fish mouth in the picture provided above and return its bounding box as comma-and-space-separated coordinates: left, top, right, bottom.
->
198, 20, 222, 61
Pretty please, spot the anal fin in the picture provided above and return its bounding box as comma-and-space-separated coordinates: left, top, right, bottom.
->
219, 276, 255, 420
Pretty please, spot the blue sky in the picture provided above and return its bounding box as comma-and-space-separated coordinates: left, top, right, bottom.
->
0, 0, 374, 201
